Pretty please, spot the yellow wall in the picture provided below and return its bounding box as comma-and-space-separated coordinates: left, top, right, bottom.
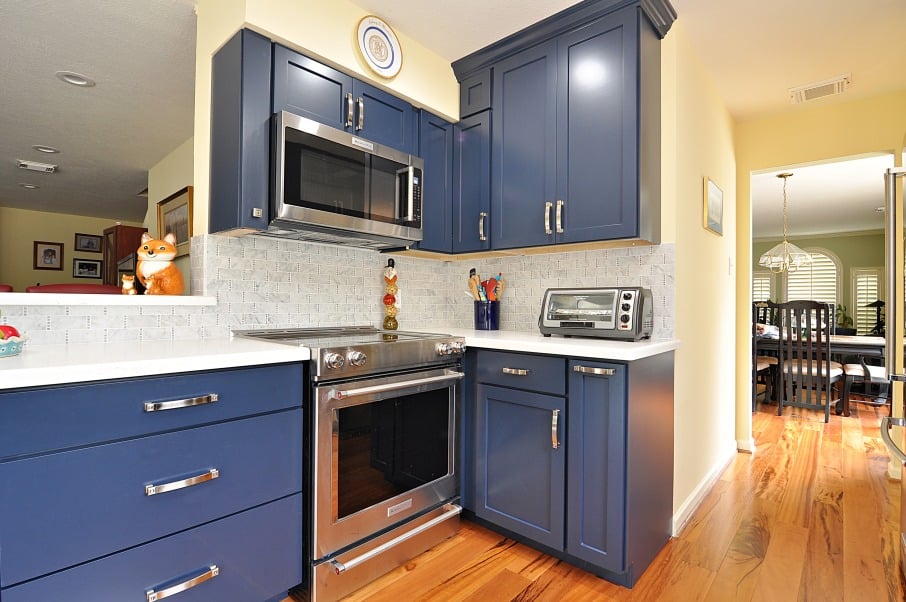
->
667, 22, 739, 526
0, 207, 143, 291
192, 0, 460, 237
148, 137, 194, 289
735, 89, 906, 448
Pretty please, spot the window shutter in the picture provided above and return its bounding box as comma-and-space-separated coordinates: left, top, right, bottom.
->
752, 271, 773, 302
785, 251, 837, 305
852, 269, 882, 334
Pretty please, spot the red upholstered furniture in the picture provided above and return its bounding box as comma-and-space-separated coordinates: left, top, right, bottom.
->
0, 284, 13, 292
25, 284, 122, 294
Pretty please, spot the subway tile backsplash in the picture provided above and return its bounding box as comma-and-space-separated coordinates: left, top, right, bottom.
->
3, 235, 675, 344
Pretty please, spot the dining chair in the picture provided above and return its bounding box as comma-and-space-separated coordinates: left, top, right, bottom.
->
775, 300, 843, 422
752, 302, 778, 409
841, 356, 890, 416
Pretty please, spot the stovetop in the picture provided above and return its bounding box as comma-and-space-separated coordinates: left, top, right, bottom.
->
232, 326, 465, 380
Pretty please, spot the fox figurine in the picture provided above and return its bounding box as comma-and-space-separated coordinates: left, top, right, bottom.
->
136, 232, 184, 295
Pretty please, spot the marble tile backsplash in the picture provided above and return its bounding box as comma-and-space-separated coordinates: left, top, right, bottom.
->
2, 234, 674, 345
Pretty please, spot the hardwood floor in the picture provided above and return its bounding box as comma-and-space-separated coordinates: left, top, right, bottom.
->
335, 402, 905, 601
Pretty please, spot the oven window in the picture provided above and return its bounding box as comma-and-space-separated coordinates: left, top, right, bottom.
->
335, 389, 450, 519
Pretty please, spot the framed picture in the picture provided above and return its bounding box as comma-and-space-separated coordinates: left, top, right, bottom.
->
157, 185, 193, 257
73, 258, 103, 279
74, 232, 103, 253
704, 177, 723, 236
33, 241, 64, 270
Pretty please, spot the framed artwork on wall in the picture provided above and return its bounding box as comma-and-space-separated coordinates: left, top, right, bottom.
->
33, 241, 64, 270
704, 177, 723, 236
157, 185, 193, 257
73, 258, 103, 279
74, 233, 103, 253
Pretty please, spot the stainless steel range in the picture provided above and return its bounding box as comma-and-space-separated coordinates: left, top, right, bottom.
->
232, 326, 465, 602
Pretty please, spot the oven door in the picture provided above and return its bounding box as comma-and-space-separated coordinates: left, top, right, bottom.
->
312, 367, 461, 560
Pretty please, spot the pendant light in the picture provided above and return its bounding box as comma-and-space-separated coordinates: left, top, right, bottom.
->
758, 172, 812, 273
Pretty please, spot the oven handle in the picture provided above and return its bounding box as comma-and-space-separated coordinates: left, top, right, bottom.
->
330, 503, 462, 574
328, 371, 463, 401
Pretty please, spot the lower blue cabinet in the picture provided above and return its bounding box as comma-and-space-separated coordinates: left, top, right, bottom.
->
474, 384, 565, 549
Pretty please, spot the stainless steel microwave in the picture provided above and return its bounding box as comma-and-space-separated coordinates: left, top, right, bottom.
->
269, 110, 424, 249
539, 287, 653, 340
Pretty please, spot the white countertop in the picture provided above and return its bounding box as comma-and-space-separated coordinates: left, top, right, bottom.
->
0, 338, 309, 391
424, 328, 679, 361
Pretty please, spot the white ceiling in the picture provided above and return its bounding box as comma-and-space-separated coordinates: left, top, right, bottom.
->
2, 0, 905, 232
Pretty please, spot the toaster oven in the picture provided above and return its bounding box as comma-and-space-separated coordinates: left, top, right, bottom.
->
539, 287, 653, 340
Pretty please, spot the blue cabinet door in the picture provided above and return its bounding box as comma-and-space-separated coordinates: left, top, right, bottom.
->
416, 111, 454, 253
474, 384, 565, 549
453, 111, 491, 252
353, 80, 417, 154
566, 360, 627, 573
556, 9, 639, 242
491, 40, 558, 249
272, 45, 353, 131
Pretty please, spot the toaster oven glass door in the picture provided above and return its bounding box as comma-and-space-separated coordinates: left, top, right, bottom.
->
545, 291, 617, 325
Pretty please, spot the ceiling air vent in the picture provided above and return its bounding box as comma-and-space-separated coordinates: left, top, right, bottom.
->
16, 159, 57, 173
789, 74, 851, 104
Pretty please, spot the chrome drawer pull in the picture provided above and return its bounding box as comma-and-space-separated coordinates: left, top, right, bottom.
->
573, 365, 616, 377
544, 201, 553, 235
145, 468, 219, 497
356, 97, 364, 130
502, 367, 530, 376
556, 199, 564, 233
551, 409, 560, 449
144, 393, 219, 412
146, 565, 219, 601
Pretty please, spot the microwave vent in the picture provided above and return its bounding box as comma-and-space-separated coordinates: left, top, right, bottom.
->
789, 74, 850, 104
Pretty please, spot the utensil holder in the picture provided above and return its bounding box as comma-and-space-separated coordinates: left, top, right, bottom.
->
474, 301, 500, 330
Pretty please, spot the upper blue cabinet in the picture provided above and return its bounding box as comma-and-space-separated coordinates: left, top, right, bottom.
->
453, 0, 676, 250
273, 45, 417, 155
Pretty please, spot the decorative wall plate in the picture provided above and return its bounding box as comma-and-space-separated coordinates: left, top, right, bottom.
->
357, 15, 402, 78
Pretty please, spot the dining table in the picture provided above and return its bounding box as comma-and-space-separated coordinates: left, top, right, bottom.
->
755, 334, 894, 416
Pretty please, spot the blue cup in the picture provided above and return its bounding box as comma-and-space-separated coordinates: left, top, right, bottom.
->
474, 301, 500, 330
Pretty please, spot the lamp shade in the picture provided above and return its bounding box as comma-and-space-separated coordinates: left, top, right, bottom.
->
758, 240, 813, 273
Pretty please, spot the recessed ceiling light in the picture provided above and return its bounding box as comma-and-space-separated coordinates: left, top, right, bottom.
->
31, 144, 60, 154
55, 70, 96, 87
18, 183, 40, 189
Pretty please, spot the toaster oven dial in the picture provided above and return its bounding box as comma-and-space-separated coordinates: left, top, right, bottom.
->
621, 303, 631, 311
620, 314, 631, 324
347, 350, 367, 367
324, 352, 345, 369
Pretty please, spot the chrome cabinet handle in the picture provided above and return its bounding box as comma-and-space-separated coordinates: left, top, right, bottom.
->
356, 97, 364, 130
573, 365, 616, 377
144, 393, 219, 412
145, 468, 220, 497
329, 371, 463, 401
502, 367, 529, 376
551, 409, 560, 449
479, 212, 487, 241
556, 199, 564, 233
345, 92, 354, 127
146, 565, 219, 601
331, 504, 462, 574
544, 201, 553, 235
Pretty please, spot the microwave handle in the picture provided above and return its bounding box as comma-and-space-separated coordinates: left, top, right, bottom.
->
397, 165, 417, 221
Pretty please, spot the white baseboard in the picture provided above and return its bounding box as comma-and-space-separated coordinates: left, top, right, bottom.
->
671, 440, 737, 536
736, 437, 756, 454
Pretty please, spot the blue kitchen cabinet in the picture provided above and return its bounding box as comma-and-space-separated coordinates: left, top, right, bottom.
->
468, 348, 674, 587
0, 364, 305, 601
416, 111, 454, 253
453, 110, 492, 252
454, 0, 672, 250
459, 70, 492, 118
273, 45, 417, 154
474, 383, 566, 550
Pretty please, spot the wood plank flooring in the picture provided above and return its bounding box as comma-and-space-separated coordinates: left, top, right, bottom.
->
327, 402, 904, 601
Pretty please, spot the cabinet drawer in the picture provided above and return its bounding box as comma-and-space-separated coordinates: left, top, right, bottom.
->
475, 350, 566, 395
0, 363, 302, 459
2, 494, 303, 602
0, 409, 302, 586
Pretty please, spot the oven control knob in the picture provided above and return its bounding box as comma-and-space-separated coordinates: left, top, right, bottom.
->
450, 341, 466, 354
436, 343, 453, 356
347, 350, 367, 367
324, 352, 345, 369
